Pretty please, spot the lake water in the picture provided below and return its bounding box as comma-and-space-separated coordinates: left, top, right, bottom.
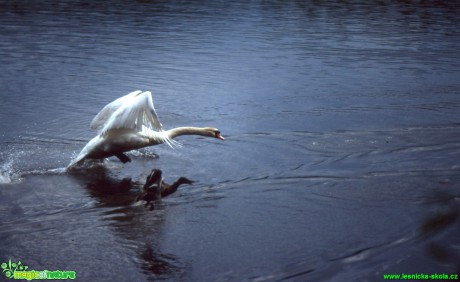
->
1, 1, 459, 281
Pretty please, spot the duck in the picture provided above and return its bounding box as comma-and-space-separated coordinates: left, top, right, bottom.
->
160, 176, 194, 198
67, 90, 224, 169
136, 168, 162, 211
135, 168, 194, 210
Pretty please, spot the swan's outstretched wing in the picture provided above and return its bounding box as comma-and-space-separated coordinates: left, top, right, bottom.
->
90, 90, 142, 131
99, 91, 164, 136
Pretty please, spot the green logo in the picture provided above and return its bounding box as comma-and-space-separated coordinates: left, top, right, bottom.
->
1, 259, 28, 278
1, 259, 76, 280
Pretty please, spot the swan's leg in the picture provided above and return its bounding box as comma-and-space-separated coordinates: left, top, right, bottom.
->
115, 153, 132, 163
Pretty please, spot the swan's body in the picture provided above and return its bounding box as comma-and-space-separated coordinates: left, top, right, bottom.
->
67, 90, 224, 169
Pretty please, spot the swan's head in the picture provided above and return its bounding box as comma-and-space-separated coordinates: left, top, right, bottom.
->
205, 127, 225, 140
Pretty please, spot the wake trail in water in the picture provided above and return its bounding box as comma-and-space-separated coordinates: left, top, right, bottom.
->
0, 163, 69, 184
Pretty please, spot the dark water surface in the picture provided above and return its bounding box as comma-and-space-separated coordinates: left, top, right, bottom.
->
1, 1, 460, 281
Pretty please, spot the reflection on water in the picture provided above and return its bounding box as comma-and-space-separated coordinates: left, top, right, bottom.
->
77, 170, 186, 281
0, 0, 460, 281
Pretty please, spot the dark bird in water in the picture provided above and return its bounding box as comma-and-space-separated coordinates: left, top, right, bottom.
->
160, 176, 194, 198
136, 169, 162, 211
136, 168, 194, 210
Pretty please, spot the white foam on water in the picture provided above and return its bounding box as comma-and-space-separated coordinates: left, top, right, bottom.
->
0, 148, 69, 184
0, 159, 22, 184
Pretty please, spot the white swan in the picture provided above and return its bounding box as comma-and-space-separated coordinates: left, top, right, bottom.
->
67, 90, 224, 169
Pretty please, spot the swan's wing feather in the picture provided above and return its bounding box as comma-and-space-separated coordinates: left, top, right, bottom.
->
142, 91, 163, 130
100, 91, 164, 136
90, 90, 142, 130
140, 125, 182, 149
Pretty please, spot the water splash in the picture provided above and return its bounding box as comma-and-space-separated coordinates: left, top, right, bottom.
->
0, 159, 22, 184
0, 141, 73, 183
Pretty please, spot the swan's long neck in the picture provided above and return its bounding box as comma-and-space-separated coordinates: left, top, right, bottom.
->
144, 126, 215, 148
165, 127, 210, 139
